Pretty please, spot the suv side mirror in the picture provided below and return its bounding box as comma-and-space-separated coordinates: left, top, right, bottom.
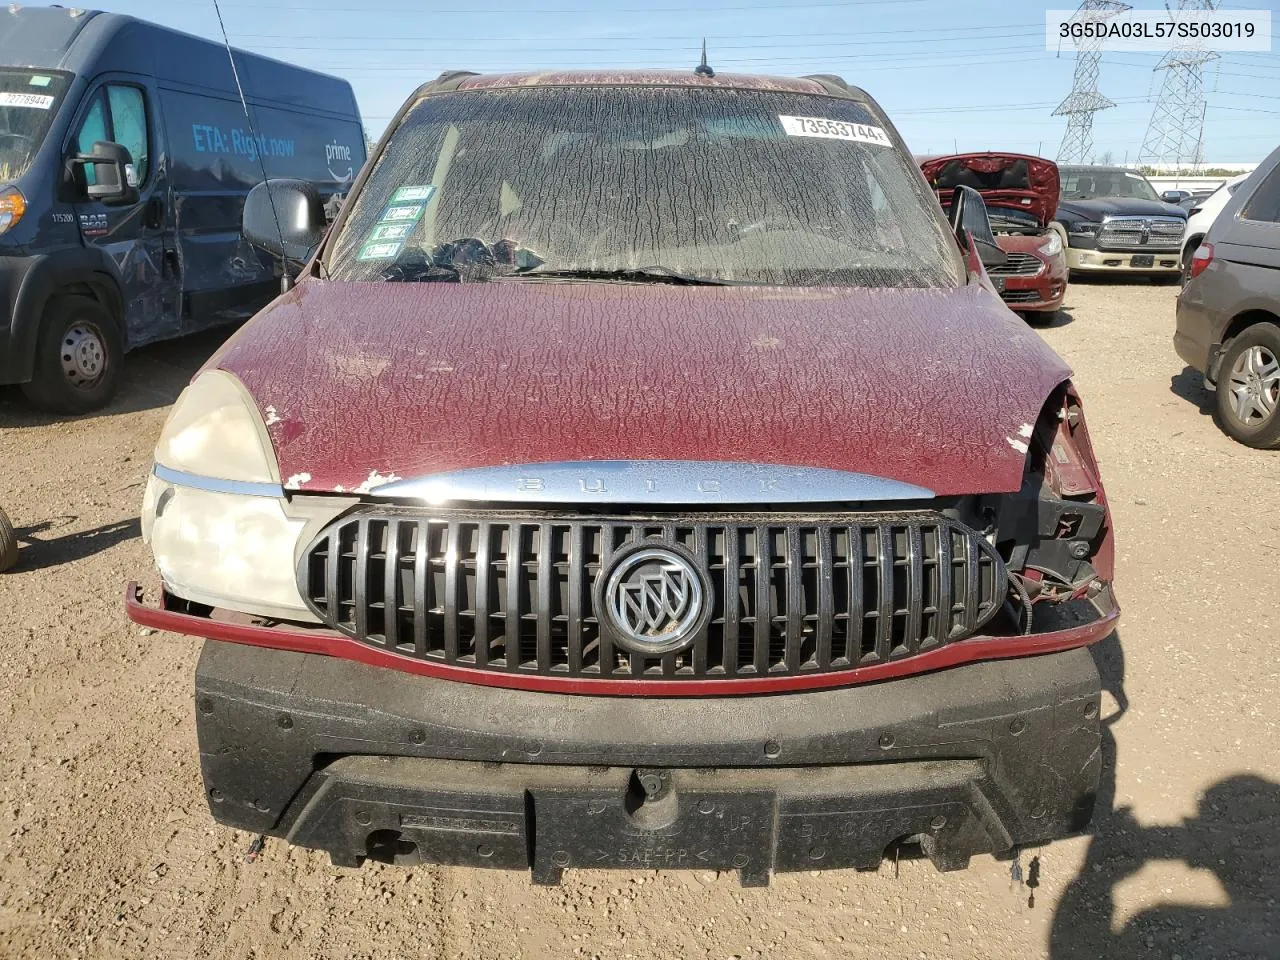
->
243, 179, 326, 273
70, 141, 139, 206
948, 185, 1007, 270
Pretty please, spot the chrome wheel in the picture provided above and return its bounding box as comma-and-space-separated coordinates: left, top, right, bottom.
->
1227, 344, 1280, 426
59, 323, 107, 389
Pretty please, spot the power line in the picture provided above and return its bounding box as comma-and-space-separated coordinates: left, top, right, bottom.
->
238, 31, 1046, 53
203, 0, 942, 12
230, 23, 1047, 42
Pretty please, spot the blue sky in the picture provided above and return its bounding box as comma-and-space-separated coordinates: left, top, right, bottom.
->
93, 0, 1279, 162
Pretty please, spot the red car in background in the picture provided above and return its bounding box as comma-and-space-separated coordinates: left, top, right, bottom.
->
920, 153, 1067, 318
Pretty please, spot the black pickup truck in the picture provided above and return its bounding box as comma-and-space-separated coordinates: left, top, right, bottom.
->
1053, 165, 1187, 277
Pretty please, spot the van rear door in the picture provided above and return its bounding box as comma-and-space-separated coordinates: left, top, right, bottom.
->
67, 76, 180, 346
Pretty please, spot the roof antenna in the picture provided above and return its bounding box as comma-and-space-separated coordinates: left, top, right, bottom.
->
210, 0, 291, 292
695, 39, 714, 78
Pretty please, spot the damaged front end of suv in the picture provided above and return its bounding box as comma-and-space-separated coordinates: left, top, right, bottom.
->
127, 69, 1117, 886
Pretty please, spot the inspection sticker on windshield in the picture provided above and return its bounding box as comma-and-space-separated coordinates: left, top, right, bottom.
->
379, 203, 425, 223
778, 115, 891, 147
391, 184, 437, 204
368, 222, 415, 243
357, 240, 405, 261
0, 92, 54, 110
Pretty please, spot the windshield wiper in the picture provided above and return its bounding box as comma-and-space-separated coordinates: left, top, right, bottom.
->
508, 266, 733, 286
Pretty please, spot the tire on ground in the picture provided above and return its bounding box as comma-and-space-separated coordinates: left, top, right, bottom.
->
1214, 322, 1280, 450
19, 294, 123, 415
0, 508, 17, 573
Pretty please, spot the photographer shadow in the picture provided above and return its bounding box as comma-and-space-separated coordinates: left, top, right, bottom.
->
1050, 632, 1280, 957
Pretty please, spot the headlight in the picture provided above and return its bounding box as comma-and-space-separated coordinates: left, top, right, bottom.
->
1039, 232, 1063, 257
1066, 221, 1099, 236
154, 370, 279, 482
143, 370, 346, 621
0, 187, 26, 235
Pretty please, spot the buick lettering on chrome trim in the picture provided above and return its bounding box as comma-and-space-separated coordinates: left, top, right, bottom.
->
128, 67, 1118, 887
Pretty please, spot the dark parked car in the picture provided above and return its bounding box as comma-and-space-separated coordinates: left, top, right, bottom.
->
1176, 147, 1280, 448
127, 69, 1119, 885
1054, 165, 1186, 277
0, 6, 366, 412
920, 152, 1067, 316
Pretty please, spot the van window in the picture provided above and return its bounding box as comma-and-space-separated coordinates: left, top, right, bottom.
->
1241, 165, 1280, 223
75, 91, 109, 185
73, 85, 150, 189
107, 86, 149, 184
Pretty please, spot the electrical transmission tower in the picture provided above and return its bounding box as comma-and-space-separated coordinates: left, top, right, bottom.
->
1053, 0, 1131, 164
1137, 0, 1220, 168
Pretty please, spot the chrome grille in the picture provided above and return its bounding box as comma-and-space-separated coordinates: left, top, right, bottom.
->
987, 252, 1044, 278
1096, 216, 1184, 251
300, 509, 1006, 682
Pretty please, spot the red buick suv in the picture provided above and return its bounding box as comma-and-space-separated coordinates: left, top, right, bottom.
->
128, 69, 1118, 886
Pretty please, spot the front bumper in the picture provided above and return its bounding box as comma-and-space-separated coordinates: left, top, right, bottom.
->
0, 253, 39, 384
193, 636, 1104, 885
1066, 248, 1181, 273
999, 275, 1066, 312
1174, 274, 1225, 381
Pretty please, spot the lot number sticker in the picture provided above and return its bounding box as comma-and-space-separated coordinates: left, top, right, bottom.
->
778, 115, 891, 147
0, 92, 54, 110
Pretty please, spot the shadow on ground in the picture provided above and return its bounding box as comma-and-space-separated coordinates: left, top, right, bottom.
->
0, 327, 232, 430
4, 516, 141, 572
1024, 305, 1075, 330
1049, 630, 1280, 958
1068, 273, 1183, 288
1170, 365, 1215, 417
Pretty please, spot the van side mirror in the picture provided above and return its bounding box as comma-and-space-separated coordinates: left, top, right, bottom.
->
948, 185, 1007, 270
243, 179, 326, 272
70, 141, 139, 206
1161, 190, 1181, 203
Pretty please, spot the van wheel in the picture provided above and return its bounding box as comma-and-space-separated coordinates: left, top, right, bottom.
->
1214, 324, 1280, 449
20, 296, 123, 414
0, 508, 17, 573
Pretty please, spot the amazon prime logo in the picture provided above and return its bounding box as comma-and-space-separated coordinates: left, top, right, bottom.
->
326, 139, 354, 184
601, 546, 708, 654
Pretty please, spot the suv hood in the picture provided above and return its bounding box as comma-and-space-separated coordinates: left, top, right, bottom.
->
209, 281, 1071, 498
1056, 197, 1187, 222
920, 153, 1060, 228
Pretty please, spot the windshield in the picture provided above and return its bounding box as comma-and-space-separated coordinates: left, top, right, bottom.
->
1060, 167, 1161, 202
0, 69, 70, 182
329, 86, 965, 287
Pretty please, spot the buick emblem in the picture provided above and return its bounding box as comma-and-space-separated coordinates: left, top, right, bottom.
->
601, 546, 708, 654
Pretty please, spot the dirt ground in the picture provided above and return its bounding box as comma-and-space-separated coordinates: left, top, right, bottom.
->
1, 280, 1277, 960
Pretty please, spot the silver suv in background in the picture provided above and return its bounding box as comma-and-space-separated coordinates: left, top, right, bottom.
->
1175, 147, 1280, 449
